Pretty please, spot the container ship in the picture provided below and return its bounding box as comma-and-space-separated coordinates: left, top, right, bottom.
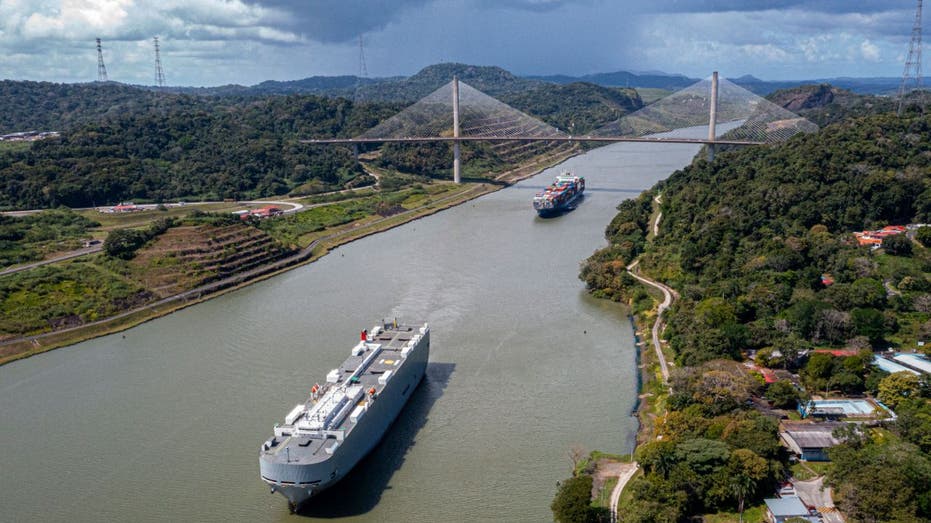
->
532, 172, 585, 216
259, 320, 430, 512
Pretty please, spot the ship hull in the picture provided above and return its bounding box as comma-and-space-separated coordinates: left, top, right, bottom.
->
534, 190, 583, 216
260, 328, 429, 511
532, 172, 585, 216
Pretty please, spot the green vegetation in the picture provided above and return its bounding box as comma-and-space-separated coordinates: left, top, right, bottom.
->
353, 63, 544, 102
589, 358, 787, 522
0, 259, 149, 339
702, 505, 765, 523
0, 208, 99, 268
829, 425, 931, 522
877, 371, 923, 409
635, 88, 672, 104
584, 112, 931, 367
581, 106, 931, 521
764, 380, 802, 409
789, 460, 831, 481
766, 84, 896, 127
0, 94, 382, 209
256, 184, 457, 246
1, 213, 292, 342
551, 474, 604, 523
0, 70, 641, 211
103, 217, 172, 260
502, 82, 642, 135
800, 350, 884, 396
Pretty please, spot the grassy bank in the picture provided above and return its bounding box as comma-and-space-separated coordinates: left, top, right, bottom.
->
0, 147, 579, 367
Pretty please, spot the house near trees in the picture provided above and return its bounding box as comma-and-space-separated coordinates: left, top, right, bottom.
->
853, 225, 906, 247
779, 421, 842, 461
764, 495, 818, 522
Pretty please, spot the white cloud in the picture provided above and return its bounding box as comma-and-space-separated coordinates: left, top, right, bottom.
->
860, 39, 880, 61
3, 0, 300, 44
0, 0, 919, 85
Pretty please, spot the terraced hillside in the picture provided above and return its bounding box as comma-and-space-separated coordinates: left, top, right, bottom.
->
129, 223, 294, 297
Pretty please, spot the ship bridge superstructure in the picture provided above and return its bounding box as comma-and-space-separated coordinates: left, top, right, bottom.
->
263, 322, 428, 462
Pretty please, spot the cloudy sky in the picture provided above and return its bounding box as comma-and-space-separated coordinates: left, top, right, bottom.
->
0, 0, 922, 86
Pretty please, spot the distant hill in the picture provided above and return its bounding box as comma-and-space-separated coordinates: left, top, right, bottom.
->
161, 75, 383, 97
501, 82, 642, 134
765, 84, 896, 127
723, 76, 931, 96
0, 67, 647, 209
352, 63, 544, 102
528, 70, 698, 90
150, 63, 544, 102
0, 80, 183, 134
133, 65, 931, 101
528, 70, 930, 96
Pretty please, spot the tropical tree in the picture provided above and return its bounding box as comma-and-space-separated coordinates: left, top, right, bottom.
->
765, 380, 801, 409
726, 449, 769, 522
878, 371, 921, 409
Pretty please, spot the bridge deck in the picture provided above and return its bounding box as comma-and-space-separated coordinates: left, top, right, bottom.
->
301, 136, 763, 146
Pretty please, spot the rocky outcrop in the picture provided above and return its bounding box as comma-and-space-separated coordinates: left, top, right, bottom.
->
770, 84, 836, 112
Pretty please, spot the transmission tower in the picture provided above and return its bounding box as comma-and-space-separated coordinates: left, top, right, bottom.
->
154, 36, 166, 87
96, 38, 108, 82
898, 0, 924, 115
358, 34, 368, 78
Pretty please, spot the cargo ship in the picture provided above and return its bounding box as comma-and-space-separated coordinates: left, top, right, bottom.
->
532, 172, 585, 216
259, 320, 430, 512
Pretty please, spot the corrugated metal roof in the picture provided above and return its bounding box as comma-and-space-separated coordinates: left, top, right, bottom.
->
765, 496, 809, 517
874, 355, 920, 375
784, 430, 839, 449
894, 353, 931, 374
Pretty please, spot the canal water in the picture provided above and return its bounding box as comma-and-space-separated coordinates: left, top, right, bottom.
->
0, 137, 705, 522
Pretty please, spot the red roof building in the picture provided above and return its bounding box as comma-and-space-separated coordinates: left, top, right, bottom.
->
812, 349, 861, 357
250, 206, 283, 218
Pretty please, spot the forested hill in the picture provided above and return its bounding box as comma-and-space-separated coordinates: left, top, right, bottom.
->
502, 82, 642, 134
164, 75, 379, 98
0, 74, 643, 209
353, 63, 544, 102
585, 110, 931, 364
0, 95, 397, 208
156, 64, 538, 101
766, 83, 896, 127
582, 109, 931, 522
0, 80, 186, 134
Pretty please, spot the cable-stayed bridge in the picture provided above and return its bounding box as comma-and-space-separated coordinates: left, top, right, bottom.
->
303, 72, 818, 183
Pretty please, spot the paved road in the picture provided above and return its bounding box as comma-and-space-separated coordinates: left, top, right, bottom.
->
609, 463, 639, 522
1, 198, 305, 217
626, 263, 673, 382
0, 244, 103, 277
794, 476, 845, 523
625, 197, 677, 383
0, 182, 487, 349
652, 194, 663, 237
0, 200, 306, 277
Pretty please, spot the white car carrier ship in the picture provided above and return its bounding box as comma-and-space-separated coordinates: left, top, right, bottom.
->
259, 320, 430, 512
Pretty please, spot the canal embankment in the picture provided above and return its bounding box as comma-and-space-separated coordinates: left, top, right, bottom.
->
0, 145, 581, 366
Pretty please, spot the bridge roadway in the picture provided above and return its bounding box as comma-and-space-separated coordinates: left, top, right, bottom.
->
301, 136, 762, 146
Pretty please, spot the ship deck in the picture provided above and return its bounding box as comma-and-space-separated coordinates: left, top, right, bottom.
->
261, 322, 425, 467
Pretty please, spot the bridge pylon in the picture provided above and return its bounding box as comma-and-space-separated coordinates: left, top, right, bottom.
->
452, 76, 461, 184
707, 71, 718, 162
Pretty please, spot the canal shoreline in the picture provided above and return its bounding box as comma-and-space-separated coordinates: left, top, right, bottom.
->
0, 145, 581, 367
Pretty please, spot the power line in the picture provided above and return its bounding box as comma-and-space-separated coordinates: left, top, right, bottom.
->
898, 0, 923, 115
96, 38, 108, 82
154, 36, 166, 87
358, 34, 368, 78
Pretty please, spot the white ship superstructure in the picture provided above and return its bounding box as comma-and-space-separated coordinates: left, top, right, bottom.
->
259, 321, 430, 512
